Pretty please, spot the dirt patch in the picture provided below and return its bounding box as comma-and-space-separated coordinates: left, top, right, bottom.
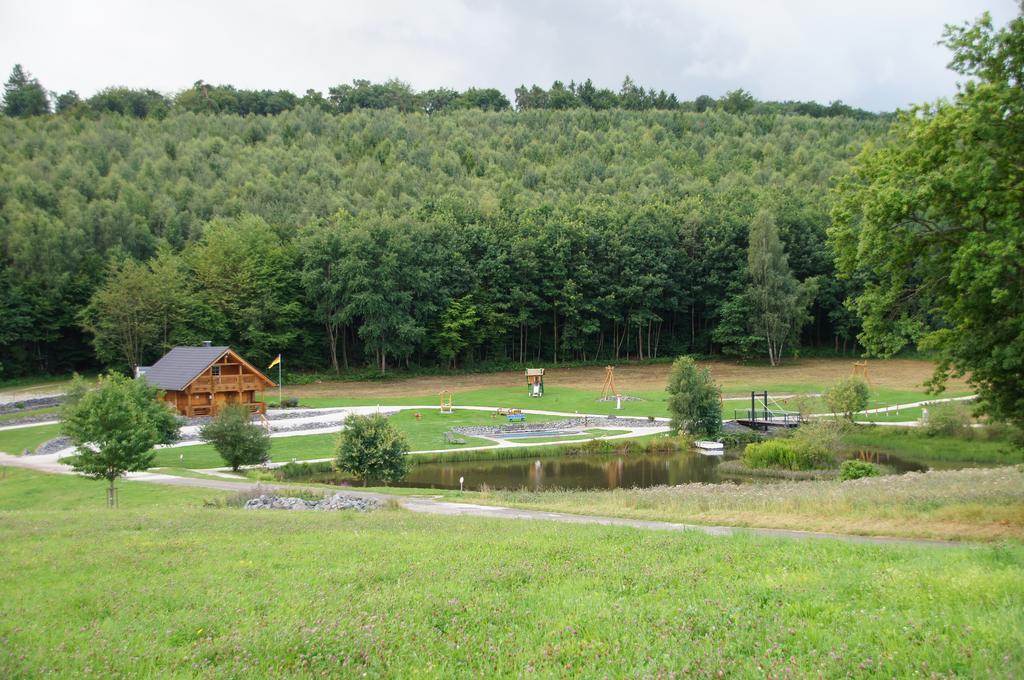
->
287, 358, 966, 400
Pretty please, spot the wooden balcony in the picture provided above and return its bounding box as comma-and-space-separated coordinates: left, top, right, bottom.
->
184, 402, 265, 417
190, 375, 265, 393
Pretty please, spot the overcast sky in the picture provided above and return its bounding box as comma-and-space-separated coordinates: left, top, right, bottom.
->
0, 0, 1016, 112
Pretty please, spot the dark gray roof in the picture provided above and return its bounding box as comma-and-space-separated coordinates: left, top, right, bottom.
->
142, 346, 230, 391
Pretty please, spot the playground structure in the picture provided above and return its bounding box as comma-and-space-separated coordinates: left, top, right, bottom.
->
439, 389, 454, 414
851, 360, 873, 386
600, 366, 619, 400
526, 368, 545, 397
733, 391, 802, 430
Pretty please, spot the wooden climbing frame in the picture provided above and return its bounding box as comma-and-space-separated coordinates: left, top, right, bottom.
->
600, 365, 619, 399
851, 361, 873, 386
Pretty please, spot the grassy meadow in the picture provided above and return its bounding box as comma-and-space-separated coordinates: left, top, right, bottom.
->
151, 410, 569, 469
472, 466, 1024, 542
839, 427, 1024, 464
0, 423, 62, 455
1, 468, 1022, 678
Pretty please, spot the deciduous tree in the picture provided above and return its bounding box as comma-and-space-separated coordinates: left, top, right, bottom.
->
335, 413, 409, 486
666, 356, 721, 438
62, 373, 179, 507
831, 9, 1024, 427
200, 405, 270, 471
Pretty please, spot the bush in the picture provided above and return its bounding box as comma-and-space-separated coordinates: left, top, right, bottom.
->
840, 459, 881, 480
200, 405, 271, 471
923, 403, 974, 438
336, 413, 409, 486
790, 419, 844, 460
823, 377, 870, 420
743, 428, 837, 471
666, 356, 721, 438
743, 440, 801, 469
719, 429, 761, 448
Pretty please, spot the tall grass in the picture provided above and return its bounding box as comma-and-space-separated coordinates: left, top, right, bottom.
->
477, 465, 1024, 541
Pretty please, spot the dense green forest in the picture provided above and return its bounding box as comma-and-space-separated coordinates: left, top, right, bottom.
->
0, 72, 888, 376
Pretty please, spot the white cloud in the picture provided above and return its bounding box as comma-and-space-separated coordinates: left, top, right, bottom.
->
0, 0, 1017, 111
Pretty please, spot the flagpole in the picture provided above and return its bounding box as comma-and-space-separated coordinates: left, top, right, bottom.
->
278, 355, 283, 407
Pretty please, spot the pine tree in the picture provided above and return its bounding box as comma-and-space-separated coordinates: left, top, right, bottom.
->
3, 64, 50, 117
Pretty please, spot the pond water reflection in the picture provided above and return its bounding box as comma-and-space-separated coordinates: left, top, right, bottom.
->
398, 451, 729, 491
388, 449, 945, 492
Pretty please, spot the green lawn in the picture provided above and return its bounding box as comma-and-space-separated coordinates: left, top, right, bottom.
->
298, 386, 673, 418
0, 470, 1021, 677
153, 433, 340, 469
840, 426, 1024, 464
0, 423, 62, 455
0, 406, 59, 423
296, 385, 969, 423
152, 410, 568, 469
0, 466, 220, 510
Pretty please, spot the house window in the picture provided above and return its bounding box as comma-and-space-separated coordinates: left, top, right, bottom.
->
211, 366, 221, 377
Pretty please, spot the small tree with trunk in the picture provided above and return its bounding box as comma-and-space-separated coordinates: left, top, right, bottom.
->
823, 377, 870, 421
200, 405, 271, 471
62, 373, 180, 507
666, 356, 722, 438
335, 413, 409, 486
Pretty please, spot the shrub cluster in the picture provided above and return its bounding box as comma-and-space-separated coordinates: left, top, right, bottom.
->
839, 459, 881, 481
922, 403, 974, 438
742, 422, 838, 471
823, 377, 870, 420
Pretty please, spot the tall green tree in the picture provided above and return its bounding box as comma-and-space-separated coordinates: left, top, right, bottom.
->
79, 258, 164, 373
435, 295, 480, 368
297, 220, 353, 373
831, 9, 1024, 427
747, 210, 817, 366
335, 413, 409, 486
200, 405, 270, 471
2, 64, 49, 117
187, 215, 301, 364
666, 356, 722, 438
79, 251, 199, 372
62, 373, 179, 507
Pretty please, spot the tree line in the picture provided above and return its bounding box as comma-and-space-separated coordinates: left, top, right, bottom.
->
3, 65, 885, 120
0, 102, 882, 377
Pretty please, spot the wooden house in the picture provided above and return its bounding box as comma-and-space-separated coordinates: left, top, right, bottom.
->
140, 343, 276, 417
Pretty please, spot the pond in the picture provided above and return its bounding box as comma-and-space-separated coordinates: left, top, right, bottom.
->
386, 448, 946, 492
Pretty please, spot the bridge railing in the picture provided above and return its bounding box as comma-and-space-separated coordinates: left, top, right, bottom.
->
732, 409, 803, 426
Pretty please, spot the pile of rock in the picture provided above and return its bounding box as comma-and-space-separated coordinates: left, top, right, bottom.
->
243, 493, 380, 512
596, 394, 644, 403
32, 436, 72, 456
454, 416, 659, 437
0, 395, 62, 413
